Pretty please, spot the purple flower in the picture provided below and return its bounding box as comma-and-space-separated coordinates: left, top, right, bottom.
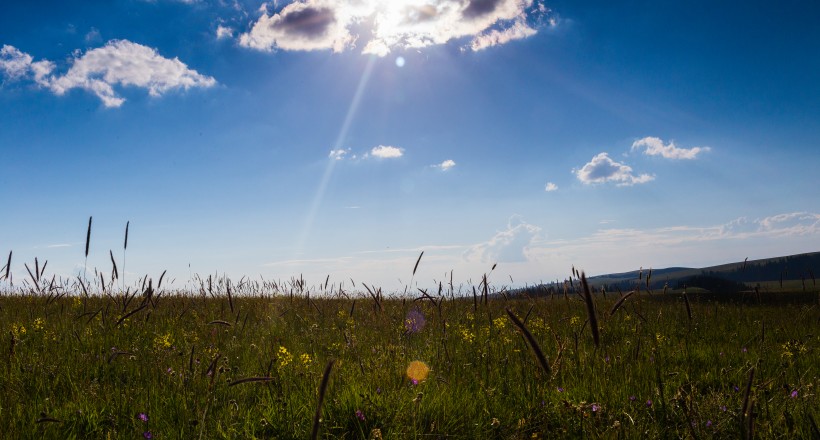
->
790, 390, 798, 399
404, 309, 426, 333
733, 385, 739, 392
591, 404, 600, 412
557, 387, 564, 393
720, 405, 727, 412
742, 347, 747, 353
143, 431, 153, 439
706, 420, 713, 428
411, 378, 418, 385
604, 356, 610, 363
629, 395, 636, 402
376, 387, 382, 395
355, 410, 365, 421
646, 399, 652, 408
139, 413, 148, 423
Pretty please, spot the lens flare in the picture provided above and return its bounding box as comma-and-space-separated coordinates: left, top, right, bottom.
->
406, 360, 430, 382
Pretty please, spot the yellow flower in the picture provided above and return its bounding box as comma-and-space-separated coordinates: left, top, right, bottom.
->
459, 326, 475, 343
11, 323, 26, 338
32, 318, 45, 331
300, 353, 312, 366
278, 346, 293, 367
492, 317, 507, 330
154, 333, 174, 350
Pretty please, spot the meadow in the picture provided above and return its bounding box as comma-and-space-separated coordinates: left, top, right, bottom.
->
1, 270, 818, 439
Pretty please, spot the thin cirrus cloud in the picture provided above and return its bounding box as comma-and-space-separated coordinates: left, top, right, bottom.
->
0, 40, 216, 108
239, 0, 553, 56
631, 136, 711, 160
574, 152, 654, 186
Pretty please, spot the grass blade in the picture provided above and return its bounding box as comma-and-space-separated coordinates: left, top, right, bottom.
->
581, 272, 600, 348
506, 308, 551, 376
310, 359, 335, 440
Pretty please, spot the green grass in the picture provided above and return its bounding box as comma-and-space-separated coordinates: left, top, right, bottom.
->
1, 286, 817, 439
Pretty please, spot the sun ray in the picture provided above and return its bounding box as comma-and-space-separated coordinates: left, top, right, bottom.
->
294, 55, 378, 256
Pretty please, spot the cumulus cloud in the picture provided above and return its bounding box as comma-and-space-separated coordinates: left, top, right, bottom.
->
0, 41, 216, 107
544, 182, 557, 192
239, 1, 356, 52
370, 145, 404, 159
631, 136, 710, 160
574, 153, 654, 186
216, 25, 234, 39
0, 45, 34, 80
240, 0, 551, 55
434, 159, 456, 171
464, 215, 541, 263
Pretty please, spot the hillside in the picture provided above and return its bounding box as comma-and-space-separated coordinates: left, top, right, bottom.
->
518, 251, 820, 296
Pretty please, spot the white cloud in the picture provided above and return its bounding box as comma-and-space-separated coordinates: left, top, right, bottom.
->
464, 215, 541, 263
370, 145, 404, 159
216, 25, 234, 39
239, 1, 356, 52
85, 28, 102, 44
574, 152, 654, 186
0, 45, 33, 80
329, 148, 350, 160
631, 136, 710, 160
470, 19, 537, 51
544, 182, 557, 192
240, 0, 551, 55
434, 159, 456, 171
0, 41, 216, 108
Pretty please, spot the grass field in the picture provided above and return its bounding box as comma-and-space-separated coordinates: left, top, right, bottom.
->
1, 275, 818, 439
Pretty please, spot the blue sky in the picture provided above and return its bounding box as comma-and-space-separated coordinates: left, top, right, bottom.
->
1, 0, 819, 293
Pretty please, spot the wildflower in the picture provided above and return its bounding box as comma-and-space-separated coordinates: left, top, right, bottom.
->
733, 385, 739, 392
376, 387, 382, 395
742, 347, 747, 353
591, 404, 600, 412
706, 420, 713, 428
646, 399, 652, 408
404, 309, 426, 333
492, 317, 507, 330
139, 413, 148, 422
790, 390, 798, 398
355, 410, 365, 421
720, 405, 727, 412
278, 346, 293, 367
143, 431, 153, 439
153, 333, 173, 350
300, 353, 312, 366
557, 387, 564, 393
370, 428, 383, 440
32, 317, 45, 331
629, 396, 636, 402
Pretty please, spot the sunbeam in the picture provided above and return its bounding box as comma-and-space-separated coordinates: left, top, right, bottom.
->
294, 55, 378, 256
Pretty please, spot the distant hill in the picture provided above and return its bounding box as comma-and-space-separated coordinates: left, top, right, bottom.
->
516, 251, 820, 297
